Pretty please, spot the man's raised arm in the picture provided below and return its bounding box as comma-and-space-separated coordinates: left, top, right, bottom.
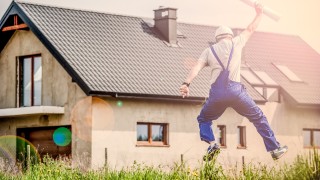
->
241, 3, 264, 41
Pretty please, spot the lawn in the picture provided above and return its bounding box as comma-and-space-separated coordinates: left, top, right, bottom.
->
0, 149, 319, 180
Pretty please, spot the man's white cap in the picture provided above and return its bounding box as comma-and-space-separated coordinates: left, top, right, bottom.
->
214, 26, 234, 39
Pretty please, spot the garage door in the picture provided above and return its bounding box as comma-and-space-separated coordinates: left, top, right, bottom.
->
17, 126, 71, 162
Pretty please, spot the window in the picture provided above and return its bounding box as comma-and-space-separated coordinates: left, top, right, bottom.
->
241, 69, 264, 85
303, 129, 320, 148
254, 87, 279, 100
217, 125, 226, 147
253, 71, 278, 86
237, 126, 246, 149
274, 64, 303, 82
241, 66, 280, 101
18, 55, 42, 107
137, 123, 168, 146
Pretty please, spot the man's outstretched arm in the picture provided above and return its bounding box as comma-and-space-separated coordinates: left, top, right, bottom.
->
179, 61, 207, 98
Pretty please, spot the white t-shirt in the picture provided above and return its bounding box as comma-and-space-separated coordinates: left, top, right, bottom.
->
198, 34, 248, 84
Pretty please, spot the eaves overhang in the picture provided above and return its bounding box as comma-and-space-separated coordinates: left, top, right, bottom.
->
89, 90, 268, 104
280, 88, 320, 109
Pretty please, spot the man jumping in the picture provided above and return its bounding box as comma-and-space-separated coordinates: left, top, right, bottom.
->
179, 3, 288, 161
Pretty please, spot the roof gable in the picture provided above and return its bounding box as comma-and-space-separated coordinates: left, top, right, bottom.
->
0, 1, 91, 95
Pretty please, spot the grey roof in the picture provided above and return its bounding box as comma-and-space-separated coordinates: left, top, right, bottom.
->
1, 1, 320, 106
244, 32, 320, 106
17, 2, 214, 99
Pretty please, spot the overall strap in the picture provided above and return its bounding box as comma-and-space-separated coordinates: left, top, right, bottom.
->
210, 41, 234, 70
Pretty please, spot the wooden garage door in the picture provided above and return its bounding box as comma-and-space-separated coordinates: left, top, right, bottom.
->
17, 126, 71, 161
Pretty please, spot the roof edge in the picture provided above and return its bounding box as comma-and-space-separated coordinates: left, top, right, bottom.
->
295, 103, 320, 109
0, 1, 14, 27
13, 1, 302, 39
89, 91, 205, 102
280, 88, 320, 108
89, 91, 267, 104
0, 1, 16, 54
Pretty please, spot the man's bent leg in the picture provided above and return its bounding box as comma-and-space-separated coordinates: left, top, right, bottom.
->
231, 87, 280, 151
198, 121, 214, 143
197, 94, 227, 143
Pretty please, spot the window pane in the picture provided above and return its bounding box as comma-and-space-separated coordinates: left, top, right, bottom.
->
254, 71, 278, 86
152, 125, 163, 142
241, 69, 264, 85
238, 126, 246, 147
275, 64, 303, 82
237, 128, 241, 145
266, 88, 278, 99
33, 57, 42, 106
314, 131, 320, 147
23, 58, 32, 106
217, 125, 225, 146
137, 124, 148, 141
303, 130, 311, 147
217, 128, 221, 139
254, 87, 263, 96
219, 131, 223, 145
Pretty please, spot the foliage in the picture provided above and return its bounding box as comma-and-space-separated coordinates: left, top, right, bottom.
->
0, 150, 319, 180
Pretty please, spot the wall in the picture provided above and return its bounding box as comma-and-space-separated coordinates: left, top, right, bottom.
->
91, 97, 205, 169
0, 30, 91, 168
91, 96, 320, 170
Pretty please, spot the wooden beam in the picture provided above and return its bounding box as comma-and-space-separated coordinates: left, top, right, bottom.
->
14, 15, 18, 25
2, 23, 28, 32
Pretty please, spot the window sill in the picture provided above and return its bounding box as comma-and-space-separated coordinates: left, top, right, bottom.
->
237, 146, 247, 149
136, 144, 170, 147
0, 106, 64, 117
304, 146, 320, 149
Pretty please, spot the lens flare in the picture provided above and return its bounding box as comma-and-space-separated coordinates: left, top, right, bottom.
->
0, 135, 40, 164
70, 97, 92, 142
117, 100, 123, 107
53, 127, 71, 146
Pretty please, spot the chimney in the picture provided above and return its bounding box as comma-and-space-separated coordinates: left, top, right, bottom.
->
154, 7, 177, 44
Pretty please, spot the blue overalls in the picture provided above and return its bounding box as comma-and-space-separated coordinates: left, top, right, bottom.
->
197, 42, 280, 152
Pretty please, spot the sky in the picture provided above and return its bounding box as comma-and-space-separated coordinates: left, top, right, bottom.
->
1, 0, 320, 53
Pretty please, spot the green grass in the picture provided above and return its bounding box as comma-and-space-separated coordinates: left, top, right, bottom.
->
0, 149, 319, 180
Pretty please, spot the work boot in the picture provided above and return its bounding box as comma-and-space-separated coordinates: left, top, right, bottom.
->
203, 143, 220, 161
271, 145, 288, 160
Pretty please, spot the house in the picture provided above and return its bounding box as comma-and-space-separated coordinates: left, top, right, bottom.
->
0, 1, 319, 169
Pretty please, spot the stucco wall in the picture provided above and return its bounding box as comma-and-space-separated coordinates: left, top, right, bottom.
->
91, 96, 320, 169
0, 30, 91, 167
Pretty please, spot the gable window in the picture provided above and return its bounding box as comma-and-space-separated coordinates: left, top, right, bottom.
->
137, 123, 168, 146
18, 55, 42, 107
237, 126, 246, 149
217, 125, 226, 147
241, 65, 280, 101
303, 129, 320, 148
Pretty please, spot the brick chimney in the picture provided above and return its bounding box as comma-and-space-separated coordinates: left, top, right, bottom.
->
154, 7, 177, 44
